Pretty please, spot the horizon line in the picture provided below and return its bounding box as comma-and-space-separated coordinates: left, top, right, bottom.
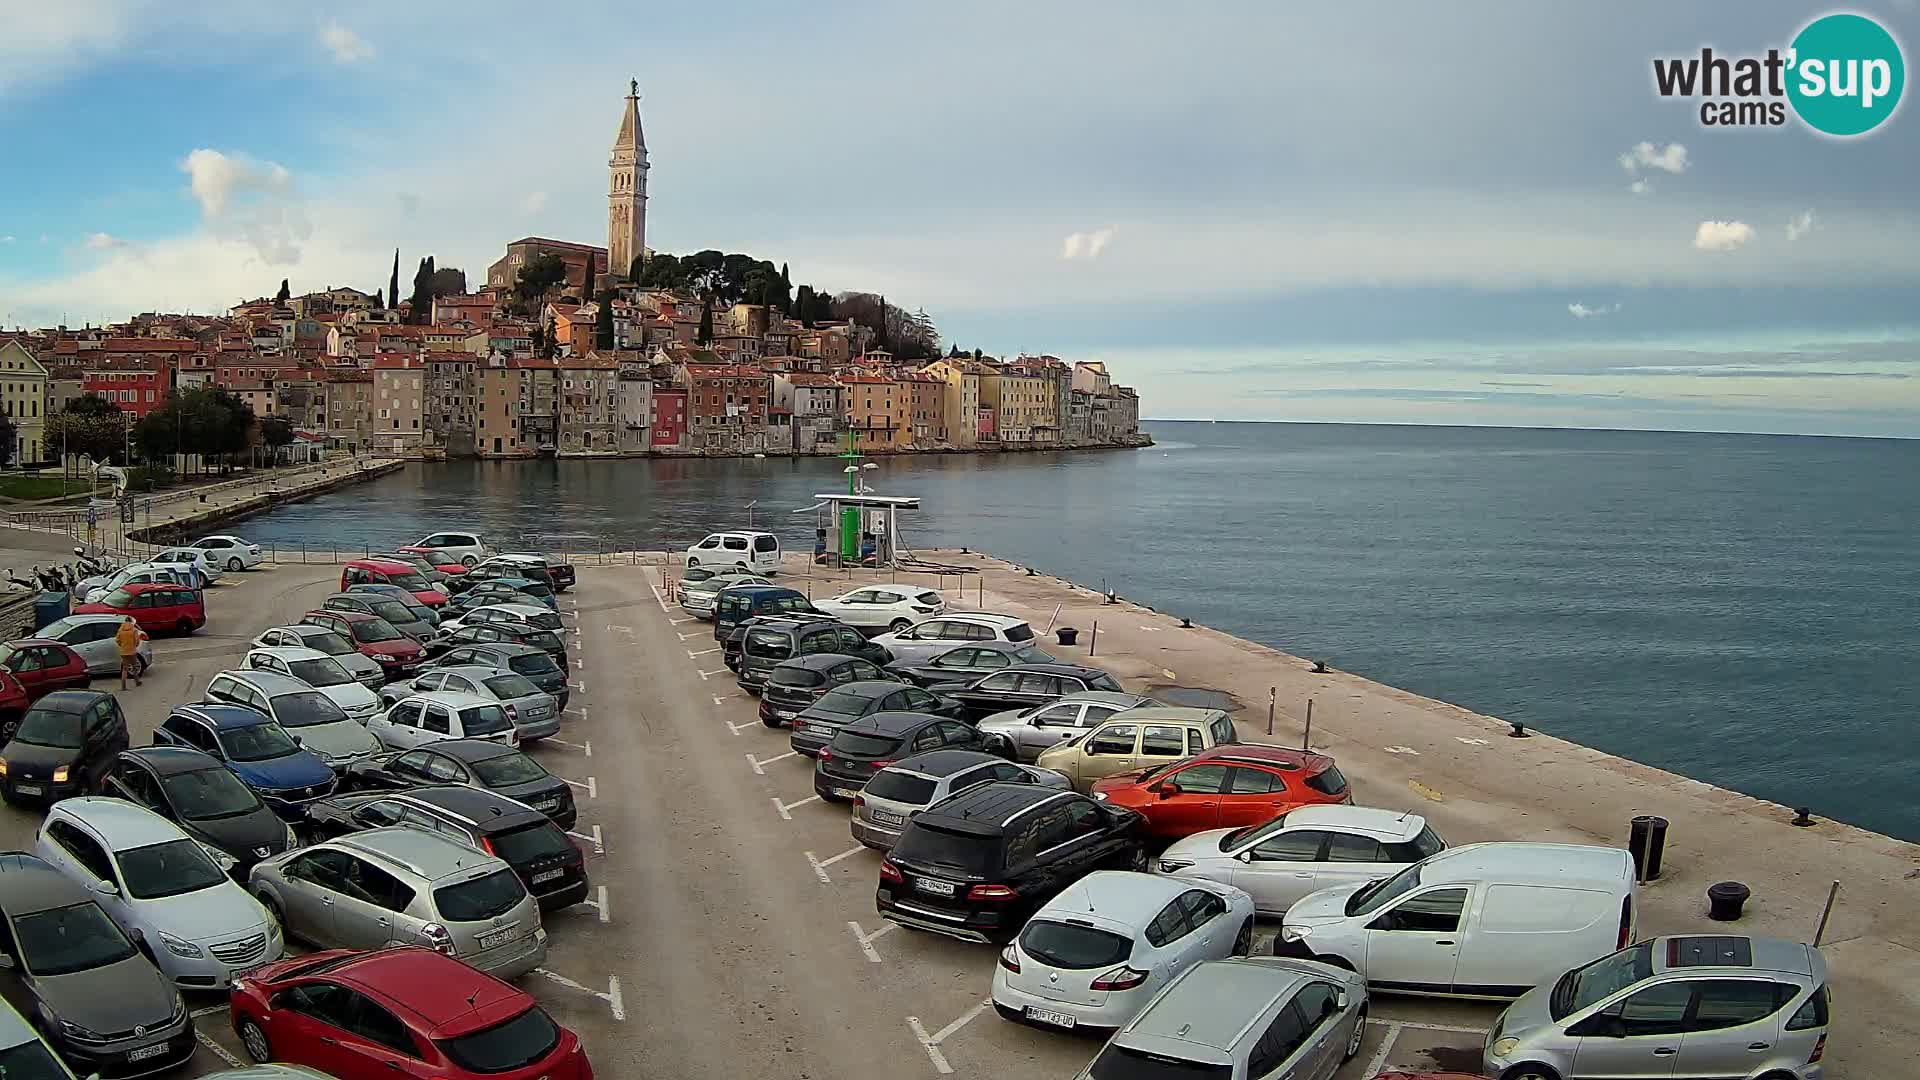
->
1139, 417, 1920, 443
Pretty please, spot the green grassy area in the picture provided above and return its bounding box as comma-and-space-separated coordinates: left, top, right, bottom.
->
0, 474, 104, 501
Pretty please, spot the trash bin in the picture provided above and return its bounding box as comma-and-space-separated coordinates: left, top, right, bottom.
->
33, 591, 70, 631
1707, 881, 1751, 921
1055, 627, 1079, 647
1628, 815, 1670, 882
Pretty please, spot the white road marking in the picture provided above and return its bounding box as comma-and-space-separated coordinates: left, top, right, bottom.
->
772, 794, 822, 820
567, 824, 605, 855
1368, 1018, 1488, 1036
805, 845, 866, 883
607, 624, 634, 635
546, 737, 592, 756
669, 616, 695, 625
1455, 736, 1490, 746
697, 668, 728, 680
686, 647, 721, 658
1364, 1021, 1401, 1079
907, 999, 991, 1075
535, 968, 626, 1021
746, 750, 797, 775
571, 884, 611, 924
678, 631, 704, 641
570, 682, 586, 693
563, 706, 588, 719
846, 919, 897, 963
713, 693, 743, 705
573, 659, 586, 669
191, 1005, 226, 1018
726, 718, 760, 735
1384, 745, 1421, 755
647, 582, 671, 613
560, 776, 598, 798
196, 1029, 242, 1067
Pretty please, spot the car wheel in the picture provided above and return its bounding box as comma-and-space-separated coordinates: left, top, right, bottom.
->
889, 618, 911, 633
461, 555, 477, 567
686, 557, 700, 568
237, 1017, 273, 1064
227, 556, 243, 572
175, 618, 194, 635
734, 562, 749, 573
0, 713, 18, 744
1232, 917, 1254, 956
1343, 1006, 1367, 1062
1501, 1067, 1561, 1080
133, 656, 148, 678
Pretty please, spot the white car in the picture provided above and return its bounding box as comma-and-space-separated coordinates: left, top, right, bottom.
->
149, 546, 224, 584
991, 870, 1256, 1033
249, 625, 384, 689
242, 647, 384, 724
369, 691, 518, 751
411, 530, 489, 567
191, 534, 263, 571
870, 613, 1039, 665
35, 797, 282, 989
80, 562, 198, 603
813, 586, 946, 633
684, 530, 781, 574
438, 602, 565, 637
1156, 806, 1448, 917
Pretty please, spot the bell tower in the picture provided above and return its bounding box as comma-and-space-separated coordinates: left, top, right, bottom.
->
608, 79, 649, 283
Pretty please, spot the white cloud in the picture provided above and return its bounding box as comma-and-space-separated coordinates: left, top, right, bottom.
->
1618, 141, 1689, 175
176, 149, 309, 265
1568, 302, 1621, 319
1061, 227, 1115, 260
181, 149, 290, 217
1693, 220, 1755, 252
84, 232, 123, 250
1628, 178, 1652, 195
319, 22, 374, 64
1787, 210, 1815, 242
522, 191, 549, 214
1, 236, 14, 244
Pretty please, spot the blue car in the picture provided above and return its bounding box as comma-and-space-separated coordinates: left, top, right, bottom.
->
152, 703, 338, 820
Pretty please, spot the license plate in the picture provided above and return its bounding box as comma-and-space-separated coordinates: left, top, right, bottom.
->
534, 799, 559, 810
127, 1043, 169, 1063
832, 787, 859, 799
913, 878, 957, 897
532, 869, 565, 884
478, 928, 516, 949
14, 784, 42, 796
871, 810, 905, 827
772, 708, 796, 719
1024, 1006, 1077, 1029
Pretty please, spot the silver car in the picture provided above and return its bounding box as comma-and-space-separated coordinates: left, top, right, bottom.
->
1485, 935, 1831, 1080
248, 825, 547, 980
977, 691, 1156, 762
34, 613, 155, 677
852, 749, 1069, 850
203, 670, 384, 770
250, 625, 385, 689
869, 613, 1038, 665
380, 665, 560, 740
1077, 957, 1369, 1080
679, 572, 768, 617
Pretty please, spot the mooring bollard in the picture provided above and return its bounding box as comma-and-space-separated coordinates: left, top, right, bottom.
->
1707, 881, 1751, 921
1055, 627, 1079, 647
1628, 815, 1669, 882
1508, 720, 1530, 738
1089, 620, 1098, 656
1792, 807, 1816, 827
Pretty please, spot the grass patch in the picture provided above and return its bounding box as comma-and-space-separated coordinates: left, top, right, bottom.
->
0, 474, 106, 501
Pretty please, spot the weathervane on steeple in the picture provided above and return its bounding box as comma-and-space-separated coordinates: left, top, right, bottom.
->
630, 78, 638, 98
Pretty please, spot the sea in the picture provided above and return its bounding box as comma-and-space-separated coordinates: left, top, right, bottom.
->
238, 421, 1920, 841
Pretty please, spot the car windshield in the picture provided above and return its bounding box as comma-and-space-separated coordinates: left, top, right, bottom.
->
490, 820, 573, 864
516, 582, 553, 599
769, 665, 824, 688
830, 730, 902, 757
220, 722, 301, 762
349, 618, 404, 644
0, 646, 19, 667
13, 901, 139, 977
460, 705, 511, 736
891, 823, 999, 876
163, 767, 263, 820
1345, 859, 1423, 916
287, 658, 353, 688
521, 631, 563, 651
1020, 919, 1134, 969
118, 838, 229, 900
682, 567, 715, 583
102, 588, 138, 607
811, 689, 878, 718
300, 632, 356, 657
1552, 942, 1654, 1020
1089, 1046, 1229, 1079
483, 674, 540, 699
0, 1035, 70, 1079
421, 551, 460, 567
516, 611, 562, 631
433, 868, 526, 922
1003, 623, 1035, 643
472, 753, 548, 787
271, 691, 350, 728
863, 770, 937, 804
1012, 646, 1056, 664
1087, 673, 1124, 692
387, 571, 432, 591
436, 1005, 560, 1075
11, 708, 82, 750
368, 600, 418, 624
1220, 811, 1293, 851
508, 654, 560, 677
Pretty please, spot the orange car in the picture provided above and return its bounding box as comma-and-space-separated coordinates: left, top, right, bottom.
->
1090, 743, 1351, 840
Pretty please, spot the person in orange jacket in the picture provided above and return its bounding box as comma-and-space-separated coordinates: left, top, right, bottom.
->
115, 616, 148, 689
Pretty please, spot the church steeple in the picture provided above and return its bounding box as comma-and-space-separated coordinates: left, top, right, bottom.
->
608, 80, 649, 282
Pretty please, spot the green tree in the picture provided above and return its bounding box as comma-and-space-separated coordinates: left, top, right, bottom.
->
515, 254, 568, 308
260, 416, 295, 462
696, 295, 713, 345
47, 397, 126, 466
389, 249, 400, 311
794, 285, 816, 328
275, 279, 290, 302
581, 259, 595, 311
0, 412, 15, 466
427, 266, 467, 296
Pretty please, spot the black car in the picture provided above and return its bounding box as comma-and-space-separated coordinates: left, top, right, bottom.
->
815, 711, 990, 802
342, 739, 576, 829
434, 642, 570, 709
789, 680, 964, 757
102, 747, 296, 877
722, 611, 844, 671
877, 782, 1146, 944
442, 622, 568, 669
887, 641, 1062, 688
499, 552, 575, 591
302, 785, 589, 911
713, 585, 818, 642
449, 563, 557, 594
928, 663, 1127, 720
0, 690, 129, 804
759, 654, 889, 728
737, 618, 892, 692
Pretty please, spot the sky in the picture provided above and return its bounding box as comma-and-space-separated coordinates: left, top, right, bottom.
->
2, 1, 1918, 436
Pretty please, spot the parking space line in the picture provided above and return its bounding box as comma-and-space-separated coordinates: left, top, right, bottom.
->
560, 776, 598, 798
1370, 1018, 1487, 1036
606, 624, 634, 635
1364, 1021, 1402, 1078
678, 631, 705, 641
669, 616, 695, 625
564, 706, 588, 719
534, 968, 626, 1022
567, 824, 605, 855
747, 750, 797, 775
570, 681, 586, 693
648, 582, 671, 613
686, 647, 721, 658
805, 845, 866, 884
713, 693, 743, 704
846, 919, 897, 963
545, 737, 592, 755
570, 884, 611, 924
726, 718, 761, 735
191, 1005, 226, 1018
907, 999, 991, 1075
573, 659, 587, 669
772, 794, 821, 820
697, 668, 728, 679
196, 1029, 242, 1068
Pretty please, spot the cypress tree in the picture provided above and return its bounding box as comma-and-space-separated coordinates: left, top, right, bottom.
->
595, 295, 614, 350
275, 279, 290, 302
582, 258, 596, 307
697, 296, 713, 345
389, 249, 400, 311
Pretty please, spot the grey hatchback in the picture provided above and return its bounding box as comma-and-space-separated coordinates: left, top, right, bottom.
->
788, 680, 962, 757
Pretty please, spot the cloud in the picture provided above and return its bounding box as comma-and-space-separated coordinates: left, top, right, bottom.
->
1787, 210, 1815, 242
522, 191, 549, 214
174, 149, 309, 265
1628, 178, 1652, 195
181, 149, 291, 217
1, 236, 13, 244
1693, 220, 1755, 252
1567, 301, 1621, 318
319, 22, 374, 64
1619, 141, 1689, 175
1061, 227, 1115, 260
84, 232, 123, 250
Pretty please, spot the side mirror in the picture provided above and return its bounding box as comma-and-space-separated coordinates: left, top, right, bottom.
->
1155, 783, 1179, 799
291, 735, 303, 746
1332, 988, 1348, 1010
1234, 849, 1254, 863
91, 880, 119, 898
0, 953, 14, 970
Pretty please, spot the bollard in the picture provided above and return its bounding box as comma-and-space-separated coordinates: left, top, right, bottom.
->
1088, 620, 1098, 656
1627, 815, 1669, 882
1310, 659, 1328, 673
1707, 881, 1751, 921
1055, 627, 1079, 647
1508, 721, 1531, 738
1180, 616, 1191, 628
1792, 807, 1816, 827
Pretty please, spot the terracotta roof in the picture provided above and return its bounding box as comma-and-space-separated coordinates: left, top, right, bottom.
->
785, 373, 841, 387
371, 355, 421, 370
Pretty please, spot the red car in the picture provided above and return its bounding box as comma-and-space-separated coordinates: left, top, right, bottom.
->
299, 609, 425, 679
342, 558, 449, 608
0, 671, 29, 734
73, 582, 206, 635
231, 947, 592, 1080
399, 545, 470, 576
0, 639, 91, 700
1091, 744, 1352, 840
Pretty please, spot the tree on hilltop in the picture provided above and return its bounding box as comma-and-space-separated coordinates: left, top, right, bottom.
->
388, 250, 400, 311
275, 279, 290, 302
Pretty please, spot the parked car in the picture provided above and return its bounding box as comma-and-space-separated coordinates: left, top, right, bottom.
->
382, 665, 560, 741
1483, 935, 1831, 1080
204, 669, 384, 771
722, 611, 847, 673
451, 572, 558, 610
74, 583, 206, 636
480, 552, 575, 592
148, 546, 224, 585
1274, 842, 1639, 999
1075, 957, 1370, 1080
153, 704, 338, 820
230, 946, 590, 1077
1037, 707, 1241, 791
441, 622, 568, 670
993, 871, 1258, 1034
852, 750, 1069, 851
367, 552, 451, 587
877, 783, 1148, 944
0, 852, 196, 1077
977, 691, 1157, 763
684, 530, 781, 574
0, 690, 129, 803
103, 747, 298, 878
1092, 745, 1352, 840
816, 711, 992, 802
191, 533, 263, 571
675, 564, 720, 600
409, 530, 490, 566
445, 584, 552, 617
248, 827, 546, 979
371, 692, 518, 751
759, 653, 888, 727
0, 639, 91, 700
1157, 806, 1448, 917
432, 642, 570, 710
870, 613, 1038, 665
250, 625, 384, 689
340, 559, 448, 609
736, 617, 891, 693
812, 585, 947, 632
297, 610, 427, 681
322, 592, 441, 647
440, 602, 564, 637
931, 663, 1126, 721
459, 562, 558, 595
243, 647, 383, 723
713, 585, 817, 642
789, 680, 964, 757
33, 614, 155, 679
346, 581, 442, 626
887, 640, 1061, 689
679, 572, 768, 618
36, 797, 282, 989
79, 563, 200, 602
398, 543, 471, 577
343, 741, 575, 829
303, 786, 589, 911
0, 675, 25, 746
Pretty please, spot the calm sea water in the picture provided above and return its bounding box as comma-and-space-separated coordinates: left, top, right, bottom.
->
242, 422, 1920, 840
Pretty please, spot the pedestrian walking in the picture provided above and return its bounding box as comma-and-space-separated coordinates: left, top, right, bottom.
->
115, 616, 147, 689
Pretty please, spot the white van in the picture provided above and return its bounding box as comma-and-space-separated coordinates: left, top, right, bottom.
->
1274, 842, 1636, 1000
685, 530, 781, 575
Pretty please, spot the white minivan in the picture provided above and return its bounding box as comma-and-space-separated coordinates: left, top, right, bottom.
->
1274, 842, 1636, 1000
685, 530, 781, 575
